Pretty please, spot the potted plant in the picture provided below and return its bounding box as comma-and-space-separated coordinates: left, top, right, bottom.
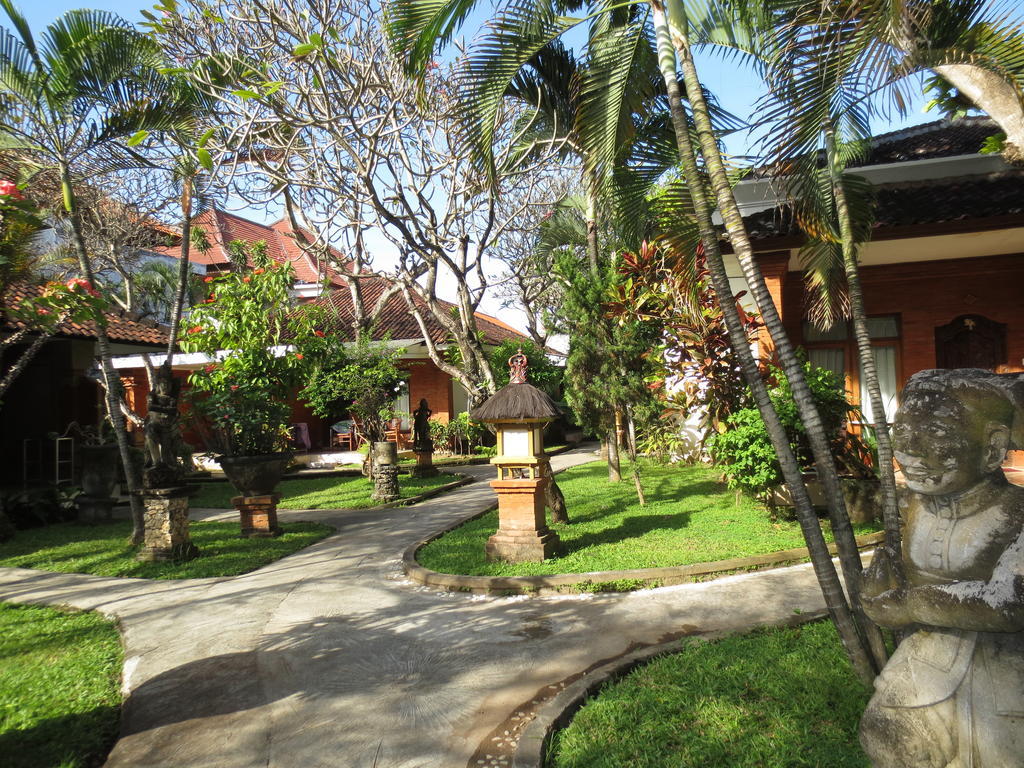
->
179, 241, 321, 498
300, 334, 407, 479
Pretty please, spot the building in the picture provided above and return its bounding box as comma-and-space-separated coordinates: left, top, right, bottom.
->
112, 207, 532, 451
730, 116, 1024, 464
0, 281, 169, 485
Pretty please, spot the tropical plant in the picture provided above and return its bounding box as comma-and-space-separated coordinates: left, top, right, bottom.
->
488, 338, 561, 394
178, 242, 321, 456
300, 335, 408, 446
0, 1, 198, 544
710, 361, 869, 504
608, 240, 760, 451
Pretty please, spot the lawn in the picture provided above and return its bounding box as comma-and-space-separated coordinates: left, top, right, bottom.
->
0, 602, 122, 768
416, 460, 879, 577
549, 620, 871, 768
191, 472, 457, 509
0, 520, 332, 579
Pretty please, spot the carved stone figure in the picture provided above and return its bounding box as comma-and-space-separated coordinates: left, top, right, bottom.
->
143, 362, 185, 489
859, 369, 1024, 768
413, 398, 433, 454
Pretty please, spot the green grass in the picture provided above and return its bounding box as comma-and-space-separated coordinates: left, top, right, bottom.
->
550, 620, 871, 768
0, 520, 332, 579
417, 460, 879, 577
191, 472, 457, 509
0, 602, 123, 768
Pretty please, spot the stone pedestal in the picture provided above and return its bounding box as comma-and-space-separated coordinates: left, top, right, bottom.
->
372, 465, 400, 503
486, 478, 561, 563
409, 451, 438, 478
137, 487, 198, 562
76, 495, 116, 525
232, 494, 283, 538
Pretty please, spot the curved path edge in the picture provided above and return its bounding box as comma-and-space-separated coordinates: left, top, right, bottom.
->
509, 608, 829, 768
404, 521, 885, 595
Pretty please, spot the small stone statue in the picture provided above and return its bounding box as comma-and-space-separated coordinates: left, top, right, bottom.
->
143, 362, 185, 489
859, 369, 1024, 768
413, 398, 433, 454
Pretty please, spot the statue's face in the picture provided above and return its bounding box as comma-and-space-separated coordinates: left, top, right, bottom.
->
892, 390, 984, 497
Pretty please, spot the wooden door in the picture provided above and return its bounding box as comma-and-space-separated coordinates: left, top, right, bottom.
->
935, 314, 1007, 370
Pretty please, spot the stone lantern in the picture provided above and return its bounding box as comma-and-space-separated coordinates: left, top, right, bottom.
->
470, 350, 562, 562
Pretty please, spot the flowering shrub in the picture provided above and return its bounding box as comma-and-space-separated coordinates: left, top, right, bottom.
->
178, 241, 323, 456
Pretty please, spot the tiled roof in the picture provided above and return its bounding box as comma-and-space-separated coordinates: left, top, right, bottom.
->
744, 170, 1024, 242
152, 208, 350, 286
306, 276, 529, 347
2, 281, 169, 346
750, 117, 1002, 179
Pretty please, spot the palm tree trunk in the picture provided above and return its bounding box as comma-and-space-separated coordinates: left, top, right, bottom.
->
823, 128, 901, 556
650, 0, 878, 682
61, 166, 146, 544
584, 189, 600, 276
666, 3, 888, 674
166, 174, 194, 359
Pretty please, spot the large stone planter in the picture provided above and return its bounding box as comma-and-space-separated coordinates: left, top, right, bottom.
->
79, 444, 120, 497
77, 444, 120, 524
217, 453, 292, 497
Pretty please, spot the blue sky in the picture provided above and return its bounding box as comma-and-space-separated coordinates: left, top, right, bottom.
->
20, 0, 939, 155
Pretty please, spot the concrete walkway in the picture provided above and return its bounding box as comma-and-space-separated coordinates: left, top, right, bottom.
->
0, 449, 834, 768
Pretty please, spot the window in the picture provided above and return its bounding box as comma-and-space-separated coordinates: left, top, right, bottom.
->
804, 315, 901, 425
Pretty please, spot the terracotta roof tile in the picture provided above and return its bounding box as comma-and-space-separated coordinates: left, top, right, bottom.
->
2, 281, 169, 346
305, 277, 529, 347
152, 208, 350, 286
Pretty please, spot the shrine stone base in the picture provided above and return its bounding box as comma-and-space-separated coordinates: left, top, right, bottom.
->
232, 494, 283, 538
486, 478, 561, 563
76, 495, 116, 525
372, 465, 400, 503
137, 487, 198, 562
408, 451, 438, 478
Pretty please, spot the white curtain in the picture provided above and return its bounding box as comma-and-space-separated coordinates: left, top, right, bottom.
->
860, 346, 898, 424
809, 348, 846, 384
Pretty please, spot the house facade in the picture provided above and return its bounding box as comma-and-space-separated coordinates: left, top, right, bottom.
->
111, 207, 531, 451
729, 117, 1024, 464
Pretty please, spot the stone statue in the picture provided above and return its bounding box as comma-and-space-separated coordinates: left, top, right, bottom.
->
143, 361, 185, 489
859, 369, 1024, 768
413, 398, 433, 454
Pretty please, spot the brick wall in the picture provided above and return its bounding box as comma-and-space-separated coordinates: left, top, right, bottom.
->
781, 253, 1024, 384
403, 359, 454, 423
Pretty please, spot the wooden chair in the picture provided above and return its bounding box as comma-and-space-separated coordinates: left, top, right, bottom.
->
384, 417, 407, 449
331, 420, 355, 451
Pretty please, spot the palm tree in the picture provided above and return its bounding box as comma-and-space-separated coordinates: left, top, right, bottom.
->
0, 1, 195, 543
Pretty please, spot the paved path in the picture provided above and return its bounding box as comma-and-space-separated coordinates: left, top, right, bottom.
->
0, 449, 834, 768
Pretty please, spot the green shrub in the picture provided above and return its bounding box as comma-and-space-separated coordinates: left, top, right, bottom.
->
709, 360, 862, 502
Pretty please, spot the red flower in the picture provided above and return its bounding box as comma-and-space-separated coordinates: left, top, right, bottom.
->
314, 330, 325, 338
203, 276, 214, 283
253, 268, 265, 274
0, 180, 24, 200
204, 364, 216, 374
295, 353, 304, 360
243, 276, 251, 283
188, 326, 203, 334
230, 384, 239, 391
66, 277, 100, 298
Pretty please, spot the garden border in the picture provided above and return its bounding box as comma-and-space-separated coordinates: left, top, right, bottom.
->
402, 526, 885, 595
508, 610, 830, 768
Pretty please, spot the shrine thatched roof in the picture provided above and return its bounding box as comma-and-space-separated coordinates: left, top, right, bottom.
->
470, 383, 561, 422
